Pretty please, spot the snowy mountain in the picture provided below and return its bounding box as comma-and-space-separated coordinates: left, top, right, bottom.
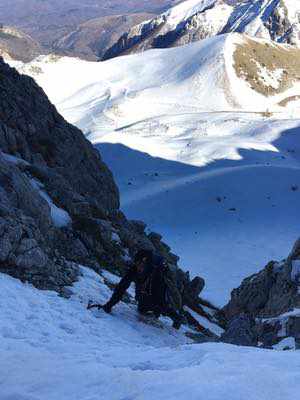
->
11, 33, 300, 305
2, 11, 300, 399
102, 0, 300, 60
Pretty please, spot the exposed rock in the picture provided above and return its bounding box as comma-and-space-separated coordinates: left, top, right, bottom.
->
234, 36, 300, 97
0, 55, 125, 291
220, 314, 258, 347
189, 277, 206, 299
222, 239, 300, 347
256, 320, 282, 348
130, 220, 147, 234
287, 316, 300, 340
222, 257, 300, 320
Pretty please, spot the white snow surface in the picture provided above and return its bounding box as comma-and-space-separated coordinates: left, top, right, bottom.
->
10, 34, 300, 305
188, 2, 233, 37
273, 337, 296, 350
0, 150, 29, 166
164, 0, 217, 27
185, 306, 224, 336
1, 269, 300, 400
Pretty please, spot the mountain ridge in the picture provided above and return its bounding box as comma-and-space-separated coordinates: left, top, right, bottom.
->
102, 0, 300, 60
0, 0, 184, 59
0, 25, 42, 62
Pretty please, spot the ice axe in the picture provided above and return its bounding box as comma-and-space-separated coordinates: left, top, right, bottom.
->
87, 300, 103, 310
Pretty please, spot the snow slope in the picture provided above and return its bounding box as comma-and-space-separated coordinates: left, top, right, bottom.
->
99, 123, 300, 306
223, 0, 279, 36
2, 270, 300, 400
14, 34, 300, 130
162, 0, 217, 28
10, 34, 300, 305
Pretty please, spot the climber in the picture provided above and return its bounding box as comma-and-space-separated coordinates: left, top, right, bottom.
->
88, 249, 184, 329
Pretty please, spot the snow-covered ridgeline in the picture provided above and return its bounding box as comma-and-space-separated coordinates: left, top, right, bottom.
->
163, 0, 217, 27
101, 0, 300, 61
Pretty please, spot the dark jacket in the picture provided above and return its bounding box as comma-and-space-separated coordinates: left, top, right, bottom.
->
107, 260, 167, 313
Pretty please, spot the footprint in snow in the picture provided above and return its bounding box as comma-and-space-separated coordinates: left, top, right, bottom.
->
1, 395, 39, 400
59, 323, 75, 334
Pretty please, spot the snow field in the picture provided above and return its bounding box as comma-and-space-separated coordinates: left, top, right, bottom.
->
99, 116, 300, 305
164, 0, 217, 28
1, 270, 300, 400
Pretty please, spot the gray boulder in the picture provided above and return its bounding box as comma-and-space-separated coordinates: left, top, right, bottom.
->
222, 239, 300, 347
220, 314, 258, 347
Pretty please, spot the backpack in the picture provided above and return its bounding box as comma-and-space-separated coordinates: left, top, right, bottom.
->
153, 255, 183, 311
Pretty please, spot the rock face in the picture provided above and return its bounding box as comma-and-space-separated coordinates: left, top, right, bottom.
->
221, 239, 300, 348
220, 314, 258, 347
0, 57, 121, 292
102, 0, 300, 60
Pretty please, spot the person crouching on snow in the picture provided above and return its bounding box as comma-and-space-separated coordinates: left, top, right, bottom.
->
89, 249, 184, 329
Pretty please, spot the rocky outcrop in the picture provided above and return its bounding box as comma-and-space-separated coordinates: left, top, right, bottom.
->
220, 314, 258, 347
0, 57, 121, 292
222, 242, 300, 320
221, 239, 300, 348
102, 15, 167, 60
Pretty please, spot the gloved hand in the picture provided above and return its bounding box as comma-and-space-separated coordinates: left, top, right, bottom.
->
102, 302, 113, 314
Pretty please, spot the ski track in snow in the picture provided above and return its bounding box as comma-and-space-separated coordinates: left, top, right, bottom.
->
1, 270, 300, 400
